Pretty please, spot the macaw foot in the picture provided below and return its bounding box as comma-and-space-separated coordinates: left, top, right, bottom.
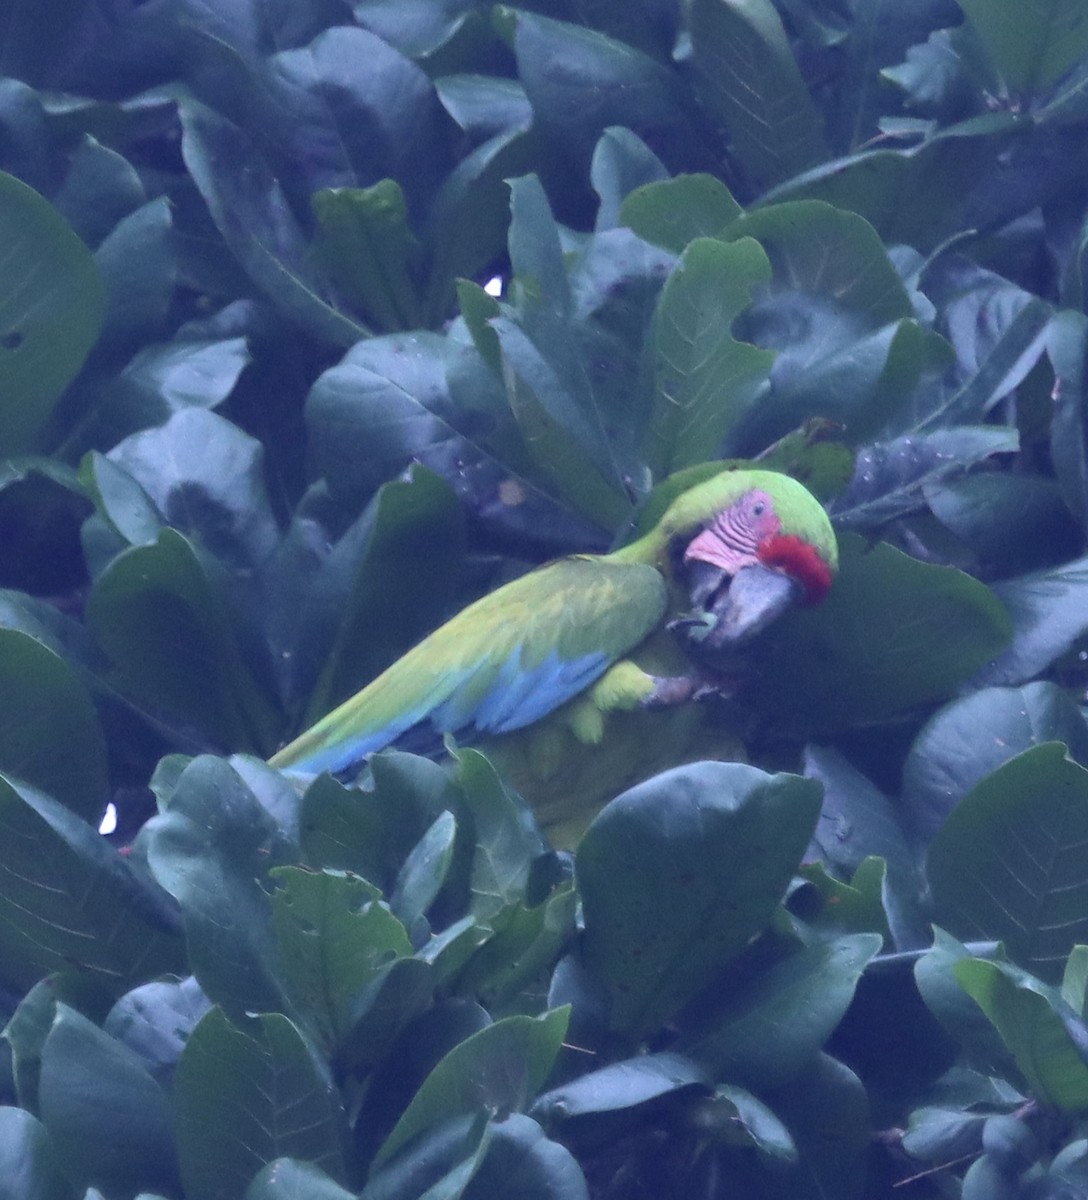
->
643, 672, 736, 708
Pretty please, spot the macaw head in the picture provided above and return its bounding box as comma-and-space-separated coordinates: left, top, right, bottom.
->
659, 469, 838, 649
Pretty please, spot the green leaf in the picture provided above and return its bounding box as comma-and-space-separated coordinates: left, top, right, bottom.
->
644, 237, 775, 476
903, 682, 1088, 838
577, 762, 822, 1038
270, 866, 412, 1054
958, 0, 1088, 96
729, 200, 913, 326
805, 746, 927, 948
914, 929, 1017, 1075
925, 472, 1079, 576
0, 170, 105, 454
145, 755, 297, 1017
39, 1004, 179, 1197
312, 183, 422, 332
305, 332, 491, 501
424, 128, 535, 322
361, 1114, 492, 1200
299, 752, 462, 893
0, 628, 107, 824
375, 1008, 569, 1168
955, 958, 1088, 1111
764, 1054, 871, 1200
928, 743, 1088, 981
179, 100, 367, 348
689, 0, 827, 189
831, 427, 1019, 529
86, 527, 281, 754
687, 935, 881, 1087
92, 196, 175, 355
261, 25, 446, 208
0, 1106, 74, 1200
53, 134, 146, 249
491, 315, 630, 527
175, 1008, 348, 1200
107, 408, 277, 574
81, 453, 161, 547
292, 468, 468, 723
0, 775, 183, 993
451, 746, 549, 925
976, 555, 1088, 686
534, 1051, 707, 1121
391, 811, 458, 937
1047, 309, 1088, 529
247, 1159, 356, 1200
590, 126, 669, 232
621, 174, 744, 254
508, 10, 705, 187
461, 1113, 588, 1200
104, 975, 210, 1083
745, 534, 1013, 734
507, 174, 571, 317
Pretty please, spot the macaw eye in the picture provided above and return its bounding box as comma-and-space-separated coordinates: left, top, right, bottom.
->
752, 501, 766, 517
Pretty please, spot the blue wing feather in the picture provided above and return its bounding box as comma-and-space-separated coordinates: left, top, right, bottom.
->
270, 557, 667, 780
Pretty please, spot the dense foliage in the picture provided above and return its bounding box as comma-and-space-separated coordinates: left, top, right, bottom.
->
3, 0, 1088, 1196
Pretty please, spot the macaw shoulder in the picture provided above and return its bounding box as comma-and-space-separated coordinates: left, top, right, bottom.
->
464, 554, 669, 664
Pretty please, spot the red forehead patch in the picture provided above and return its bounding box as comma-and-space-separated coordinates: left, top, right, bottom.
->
757, 534, 834, 604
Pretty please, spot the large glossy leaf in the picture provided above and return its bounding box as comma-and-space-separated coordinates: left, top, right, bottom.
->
92, 195, 174, 357
914, 929, 1018, 1076
830, 427, 1018, 529
86, 527, 281, 754
685, 935, 881, 1087
180, 100, 366, 348
175, 1008, 348, 1200
0, 171, 105, 454
955, 958, 1088, 1111
577, 762, 822, 1038
744, 534, 1013, 734
975, 556, 1088, 686
247, 1159, 355, 1200
374, 1008, 569, 1168
287, 468, 469, 724
644, 236, 774, 476
0, 1107, 73, 1200
261, 25, 446, 211
805, 745, 928, 948
144, 755, 298, 1017
104, 975, 211, 1088
958, 0, 1088, 96
39, 1004, 179, 1198
461, 1113, 589, 1200
621, 173, 743, 254
270, 866, 412, 1054
0, 774, 183, 993
688, 0, 827, 190
0, 628, 107, 823
107, 408, 278, 574
312, 183, 421, 333
928, 743, 1088, 981
507, 10, 707, 199
763, 1054, 871, 1200
902, 683, 1088, 838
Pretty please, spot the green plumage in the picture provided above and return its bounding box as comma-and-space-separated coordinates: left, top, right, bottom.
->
270, 467, 838, 846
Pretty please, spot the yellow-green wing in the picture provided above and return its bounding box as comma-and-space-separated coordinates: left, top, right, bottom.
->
269, 556, 668, 779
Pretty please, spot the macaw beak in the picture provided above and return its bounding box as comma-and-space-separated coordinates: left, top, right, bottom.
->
679, 562, 802, 649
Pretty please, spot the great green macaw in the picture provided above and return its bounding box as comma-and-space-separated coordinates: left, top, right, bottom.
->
270, 468, 838, 846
